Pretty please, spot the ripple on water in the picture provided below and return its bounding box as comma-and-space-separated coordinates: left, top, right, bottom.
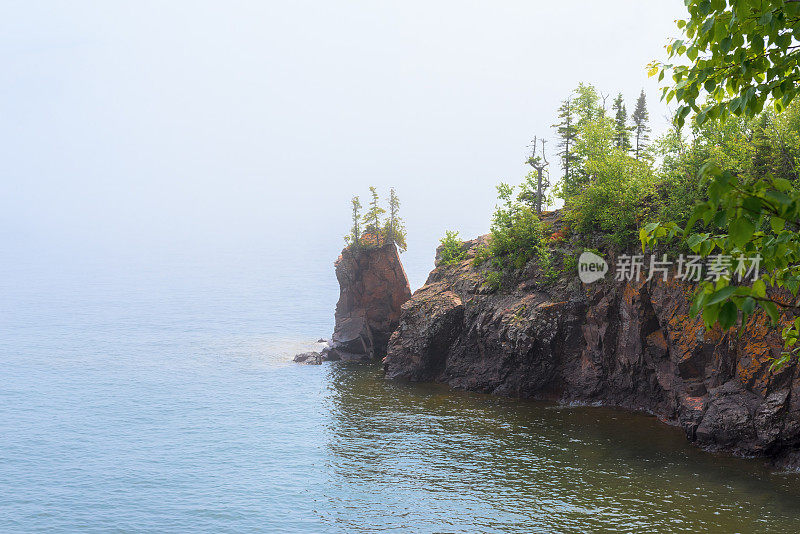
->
3, 336, 800, 533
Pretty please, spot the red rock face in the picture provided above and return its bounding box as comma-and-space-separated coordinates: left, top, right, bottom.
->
383, 236, 800, 466
330, 243, 412, 360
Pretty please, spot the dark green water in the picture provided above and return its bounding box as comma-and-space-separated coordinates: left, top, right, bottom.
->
323, 363, 800, 532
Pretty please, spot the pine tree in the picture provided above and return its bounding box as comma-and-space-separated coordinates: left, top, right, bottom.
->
612, 92, 631, 151
350, 196, 362, 247
386, 188, 401, 246
631, 89, 651, 159
384, 218, 407, 252
751, 113, 773, 180
362, 186, 386, 246
383, 189, 407, 253
552, 98, 579, 196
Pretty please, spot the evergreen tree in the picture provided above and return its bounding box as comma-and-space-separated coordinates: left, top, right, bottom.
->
552, 98, 579, 197
612, 92, 631, 151
387, 188, 399, 241
631, 89, 650, 159
349, 196, 362, 247
362, 186, 386, 246
751, 114, 773, 180
555, 84, 606, 199
383, 190, 407, 253
384, 218, 407, 252
385, 188, 405, 249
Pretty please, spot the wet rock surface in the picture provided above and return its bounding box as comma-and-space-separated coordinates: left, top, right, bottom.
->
292, 352, 322, 365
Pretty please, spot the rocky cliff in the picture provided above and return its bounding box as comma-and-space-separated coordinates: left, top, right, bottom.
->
383, 226, 800, 466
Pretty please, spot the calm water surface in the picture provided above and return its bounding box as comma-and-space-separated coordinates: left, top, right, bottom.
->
2, 246, 800, 532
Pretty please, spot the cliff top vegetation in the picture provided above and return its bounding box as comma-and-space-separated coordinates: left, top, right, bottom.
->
345, 187, 407, 252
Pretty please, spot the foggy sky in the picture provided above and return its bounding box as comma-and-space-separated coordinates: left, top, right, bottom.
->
1, 1, 687, 287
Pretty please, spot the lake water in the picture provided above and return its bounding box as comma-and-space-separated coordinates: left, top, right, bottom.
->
3, 243, 800, 533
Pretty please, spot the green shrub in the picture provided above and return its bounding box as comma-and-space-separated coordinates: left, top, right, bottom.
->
470, 182, 554, 289
487, 183, 546, 270
559, 253, 578, 278
564, 148, 657, 247
537, 241, 558, 283
484, 271, 502, 292
472, 244, 492, 267
438, 230, 467, 266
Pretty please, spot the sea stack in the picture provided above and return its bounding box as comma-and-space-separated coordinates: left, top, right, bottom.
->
294, 242, 411, 364
326, 242, 411, 361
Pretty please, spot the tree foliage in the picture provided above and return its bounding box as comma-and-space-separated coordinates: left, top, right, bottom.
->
553, 98, 579, 195
346, 196, 362, 248
438, 231, 467, 266
363, 186, 386, 245
344, 187, 406, 251
641, 162, 800, 366
574, 83, 601, 127
612, 92, 632, 151
384, 188, 407, 252
518, 170, 552, 212
644, 0, 800, 366
631, 89, 651, 159
556, 83, 607, 198
479, 183, 548, 271
654, 0, 800, 128
567, 148, 657, 246
548, 83, 659, 247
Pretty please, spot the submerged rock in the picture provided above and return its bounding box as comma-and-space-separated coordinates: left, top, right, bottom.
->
293, 352, 322, 365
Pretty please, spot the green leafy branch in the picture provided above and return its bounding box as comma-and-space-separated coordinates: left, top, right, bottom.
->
641, 161, 800, 368
650, 0, 800, 128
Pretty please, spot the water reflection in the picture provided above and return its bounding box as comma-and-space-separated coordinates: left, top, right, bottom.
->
320, 363, 800, 533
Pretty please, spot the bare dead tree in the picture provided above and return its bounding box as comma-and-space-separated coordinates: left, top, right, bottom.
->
526, 137, 550, 214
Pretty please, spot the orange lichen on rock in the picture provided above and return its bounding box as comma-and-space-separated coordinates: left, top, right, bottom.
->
682, 395, 705, 411
735, 313, 794, 396
646, 329, 668, 351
